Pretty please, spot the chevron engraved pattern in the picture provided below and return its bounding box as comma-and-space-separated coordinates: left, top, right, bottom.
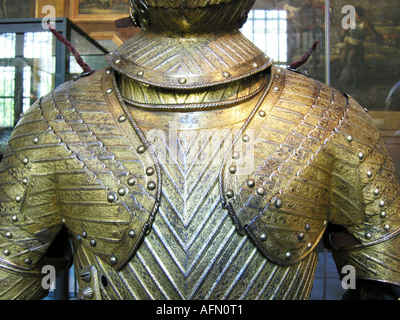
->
74, 116, 320, 300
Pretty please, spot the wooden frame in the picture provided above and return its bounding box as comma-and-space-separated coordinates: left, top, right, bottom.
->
70, 0, 130, 22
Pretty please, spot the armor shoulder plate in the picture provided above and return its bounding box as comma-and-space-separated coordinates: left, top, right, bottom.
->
221, 67, 348, 266
44, 69, 161, 270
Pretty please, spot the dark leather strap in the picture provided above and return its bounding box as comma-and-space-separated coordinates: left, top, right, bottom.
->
329, 232, 360, 249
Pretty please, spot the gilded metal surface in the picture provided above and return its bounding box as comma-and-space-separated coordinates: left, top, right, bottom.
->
0, 0, 400, 300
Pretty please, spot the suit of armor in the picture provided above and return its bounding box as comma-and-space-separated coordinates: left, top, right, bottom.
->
0, 0, 400, 300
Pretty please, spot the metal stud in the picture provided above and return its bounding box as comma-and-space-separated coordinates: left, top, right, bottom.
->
118, 115, 126, 123
258, 110, 266, 117
384, 224, 390, 231
307, 242, 312, 249
146, 167, 155, 176
247, 179, 255, 188
33, 137, 39, 144
373, 189, 380, 196
380, 211, 387, 218
80, 271, 91, 283
81, 231, 87, 238
90, 239, 96, 247
76, 235, 82, 242
273, 86, 280, 92
137, 145, 146, 154
11, 215, 18, 222
379, 200, 385, 208
22, 178, 29, 185
24, 258, 32, 264
15, 196, 22, 203
305, 224, 311, 231
137, 70, 144, 76
107, 193, 117, 203
127, 177, 136, 186
276, 68, 282, 73
226, 190, 234, 198
3, 249, 10, 256
367, 171, 373, 178
147, 181, 156, 191
109, 255, 118, 265
22, 158, 29, 165
275, 199, 282, 209
178, 77, 187, 84
82, 286, 94, 299
358, 152, 364, 160
242, 135, 250, 142
105, 69, 111, 74
365, 233, 372, 240
260, 233, 267, 242
346, 135, 353, 142
5, 232, 12, 239
285, 252, 292, 259
222, 71, 231, 78
252, 62, 259, 68
106, 88, 113, 94
118, 187, 126, 196
298, 233, 305, 240
228, 165, 237, 174
128, 230, 136, 239
115, 59, 121, 64
256, 186, 265, 196
232, 152, 240, 160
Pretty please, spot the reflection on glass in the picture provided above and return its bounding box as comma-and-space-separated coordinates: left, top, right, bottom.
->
0, 66, 15, 127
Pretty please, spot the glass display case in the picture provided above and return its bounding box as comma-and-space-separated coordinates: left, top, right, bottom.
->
0, 17, 109, 129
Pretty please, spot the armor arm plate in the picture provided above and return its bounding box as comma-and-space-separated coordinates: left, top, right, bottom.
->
325, 94, 400, 286
0, 95, 69, 298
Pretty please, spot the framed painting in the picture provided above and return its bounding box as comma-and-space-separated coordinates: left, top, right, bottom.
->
70, 0, 130, 22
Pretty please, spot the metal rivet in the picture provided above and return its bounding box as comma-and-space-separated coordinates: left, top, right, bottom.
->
285, 252, 292, 259
226, 190, 234, 198
22, 158, 29, 165
178, 77, 187, 84
365, 233, 372, 240
222, 71, 230, 78
22, 178, 29, 185
106, 88, 113, 94
260, 233, 267, 242
110, 255, 118, 265
3, 249, 10, 256
256, 187, 265, 195
115, 59, 121, 64
5, 232, 12, 239
323, 220, 327, 226
273, 86, 280, 92
146, 167, 155, 176
380, 211, 387, 218
147, 181, 156, 191
33, 137, 39, 144
83, 286, 94, 299
118, 188, 126, 196
232, 152, 240, 160
247, 179, 255, 188
298, 233, 305, 240
364, 108, 368, 113
127, 177, 136, 186
276, 68, 282, 73
358, 152, 364, 160
228, 165, 237, 174
62, 218, 66, 224
90, 239, 96, 247
347, 135, 353, 142
107, 193, 117, 203
275, 199, 282, 209
252, 62, 259, 68
137, 145, 146, 154
81, 231, 87, 238
128, 230, 136, 238
15, 196, 22, 203
11, 215, 18, 222
24, 258, 32, 264
76, 235, 82, 242
137, 70, 144, 76
373, 189, 380, 196
118, 115, 126, 123
307, 242, 312, 249
258, 110, 266, 117
367, 171, 373, 178
384, 224, 390, 231
379, 200, 385, 207
305, 224, 311, 231
242, 135, 250, 142
80, 271, 91, 283
106, 69, 111, 74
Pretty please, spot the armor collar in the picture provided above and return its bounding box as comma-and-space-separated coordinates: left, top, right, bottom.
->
105, 30, 272, 90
